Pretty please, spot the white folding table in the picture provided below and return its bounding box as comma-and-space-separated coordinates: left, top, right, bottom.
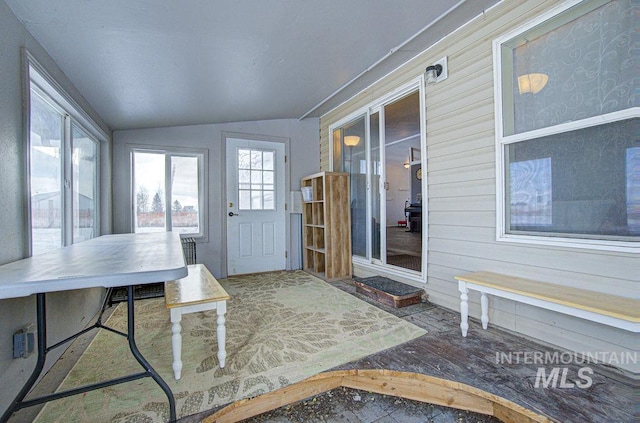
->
0, 232, 187, 423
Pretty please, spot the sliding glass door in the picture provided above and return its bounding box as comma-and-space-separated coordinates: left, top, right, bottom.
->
331, 82, 424, 275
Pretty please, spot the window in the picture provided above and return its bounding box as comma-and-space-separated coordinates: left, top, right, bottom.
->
27, 55, 102, 255
494, 0, 638, 251
131, 148, 207, 238
237, 148, 275, 210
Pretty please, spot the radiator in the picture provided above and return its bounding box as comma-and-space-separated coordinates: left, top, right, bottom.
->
181, 237, 196, 265
109, 236, 197, 306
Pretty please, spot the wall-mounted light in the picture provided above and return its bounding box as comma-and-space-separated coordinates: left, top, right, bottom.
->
425, 56, 448, 84
425, 65, 442, 83
403, 162, 410, 169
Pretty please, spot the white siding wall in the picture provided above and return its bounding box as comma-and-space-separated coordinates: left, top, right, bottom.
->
320, 0, 638, 373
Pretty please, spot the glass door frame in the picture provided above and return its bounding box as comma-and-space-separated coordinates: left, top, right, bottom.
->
329, 76, 427, 280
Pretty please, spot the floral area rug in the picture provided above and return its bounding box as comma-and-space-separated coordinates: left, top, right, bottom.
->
35, 270, 426, 422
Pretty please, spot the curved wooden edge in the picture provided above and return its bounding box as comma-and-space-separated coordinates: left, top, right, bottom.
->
201, 369, 558, 423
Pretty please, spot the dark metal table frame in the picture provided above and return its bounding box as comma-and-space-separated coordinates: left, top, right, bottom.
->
1, 286, 176, 423
0, 233, 187, 423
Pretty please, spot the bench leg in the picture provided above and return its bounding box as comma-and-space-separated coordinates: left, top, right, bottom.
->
170, 309, 183, 380
480, 292, 489, 330
459, 283, 469, 337
216, 302, 227, 368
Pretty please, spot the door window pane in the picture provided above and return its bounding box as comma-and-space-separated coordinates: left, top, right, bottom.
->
71, 125, 98, 243
133, 152, 166, 233
238, 148, 275, 210
30, 91, 63, 255
171, 156, 200, 234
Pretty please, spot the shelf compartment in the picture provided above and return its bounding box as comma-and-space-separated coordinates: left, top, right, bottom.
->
313, 227, 325, 250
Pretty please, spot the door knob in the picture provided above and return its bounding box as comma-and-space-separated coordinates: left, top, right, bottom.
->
228, 212, 238, 217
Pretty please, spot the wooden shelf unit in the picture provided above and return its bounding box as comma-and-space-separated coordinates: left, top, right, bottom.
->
301, 172, 351, 280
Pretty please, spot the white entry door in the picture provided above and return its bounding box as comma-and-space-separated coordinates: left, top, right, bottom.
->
225, 137, 286, 275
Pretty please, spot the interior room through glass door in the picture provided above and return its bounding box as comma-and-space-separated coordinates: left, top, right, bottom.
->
382, 91, 422, 272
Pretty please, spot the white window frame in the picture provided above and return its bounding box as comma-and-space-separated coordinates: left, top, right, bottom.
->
24, 50, 105, 255
493, 0, 639, 253
129, 144, 208, 240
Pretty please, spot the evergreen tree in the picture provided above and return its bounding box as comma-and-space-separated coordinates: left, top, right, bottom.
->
136, 186, 149, 213
152, 192, 164, 212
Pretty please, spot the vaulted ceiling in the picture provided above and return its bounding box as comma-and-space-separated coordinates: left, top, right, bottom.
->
6, 0, 499, 131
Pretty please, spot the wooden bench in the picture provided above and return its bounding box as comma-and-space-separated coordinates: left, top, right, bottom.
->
455, 271, 639, 337
165, 264, 230, 380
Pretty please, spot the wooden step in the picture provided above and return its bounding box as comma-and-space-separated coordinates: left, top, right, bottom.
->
354, 276, 424, 308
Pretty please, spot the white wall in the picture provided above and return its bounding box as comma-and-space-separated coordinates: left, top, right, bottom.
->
0, 2, 112, 414
319, 0, 638, 373
385, 166, 411, 226
112, 119, 319, 278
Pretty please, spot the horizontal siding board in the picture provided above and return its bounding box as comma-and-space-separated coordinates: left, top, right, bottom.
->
515, 318, 638, 368
428, 238, 638, 282
514, 304, 637, 350
426, 97, 494, 134
427, 123, 494, 152
428, 225, 495, 242
428, 178, 495, 198
427, 146, 494, 173
428, 195, 495, 212
429, 210, 495, 227
427, 162, 494, 186
428, 251, 638, 292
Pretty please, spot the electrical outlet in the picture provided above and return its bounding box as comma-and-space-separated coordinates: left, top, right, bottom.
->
13, 325, 35, 359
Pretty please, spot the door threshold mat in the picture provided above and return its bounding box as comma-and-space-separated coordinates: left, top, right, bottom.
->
354, 276, 425, 308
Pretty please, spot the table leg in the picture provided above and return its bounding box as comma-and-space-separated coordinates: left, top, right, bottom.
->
2, 289, 177, 423
125, 286, 176, 422
170, 309, 183, 380
216, 301, 227, 368
480, 292, 489, 330
459, 282, 469, 337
